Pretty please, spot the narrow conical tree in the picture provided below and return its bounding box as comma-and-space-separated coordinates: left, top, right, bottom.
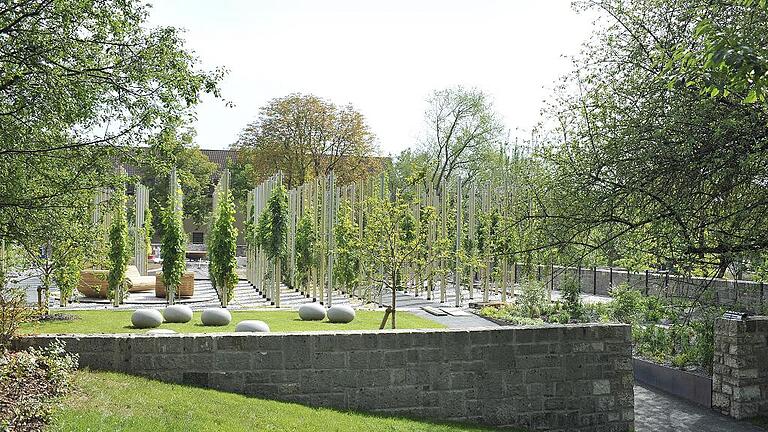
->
257, 184, 288, 307
161, 170, 185, 305
210, 190, 238, 305
107, 184, 129, 307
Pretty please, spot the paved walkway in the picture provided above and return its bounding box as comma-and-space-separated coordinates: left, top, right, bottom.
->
635, 384, 765, 432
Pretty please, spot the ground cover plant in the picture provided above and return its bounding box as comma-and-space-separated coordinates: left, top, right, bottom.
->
18, 309, 443, 334
0, 342, 78, 431
52, 371, 509, 432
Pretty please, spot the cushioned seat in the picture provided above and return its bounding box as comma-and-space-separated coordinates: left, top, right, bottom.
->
126, 266, 155, 293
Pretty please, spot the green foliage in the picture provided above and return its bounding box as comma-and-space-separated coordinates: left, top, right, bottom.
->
209, 190, 238, 301
360, 190, 433, 328
0, 341, 77, 430
139, 126, 218, 228
334, 201, 359, 291
107, 187, 129, 305
560, 274, 583, 320
0, 0, 223, 250
295, 212, 316, 289
0, 287, 31, 349
518, 278, 548, 318
421, 86, 504, 188
608, 283, 644, 324
232, 93, 379, 193
663, 0, 768, 104
160, 182, 186, 303
257, 185, 289, 260
52, 242, 83, 307
143, 207, 154, 251
642, 296, 667, 323
478, 306, 544, 326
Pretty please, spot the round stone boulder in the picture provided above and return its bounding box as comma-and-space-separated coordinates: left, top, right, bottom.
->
327, 305, 356, 323
200, 308, 232, 326
163, 304, 193, 323
131, 309, 163, 329
298, 303, 326, 321
235, 320, 270, 332
146, 329, 177, 335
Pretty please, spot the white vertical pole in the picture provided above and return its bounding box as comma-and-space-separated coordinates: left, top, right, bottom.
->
454, 176, 462, 307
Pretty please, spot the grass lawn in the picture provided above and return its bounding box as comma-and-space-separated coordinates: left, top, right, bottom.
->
19, 309, 444, 334
52, 371, 501, 432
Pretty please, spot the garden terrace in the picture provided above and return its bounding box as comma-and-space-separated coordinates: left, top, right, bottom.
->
13, 323, 635, 431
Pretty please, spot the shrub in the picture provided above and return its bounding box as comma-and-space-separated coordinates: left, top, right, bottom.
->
0, 341, 77, 430
608, 283, 644, 323
642, 295, 668, 323
518, 277, 548, 318
0, 287, 32, 349
560, 274, 583, 320
633, 323, 671, 363
478, 305, 544, 325
581, 302, 613, 323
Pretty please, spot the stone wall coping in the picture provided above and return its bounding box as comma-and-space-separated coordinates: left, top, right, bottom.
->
17, 322, 629, 340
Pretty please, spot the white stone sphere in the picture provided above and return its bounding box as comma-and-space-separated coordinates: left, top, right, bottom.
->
131, 309, 163, 329
298, 303, 326, 321
163, 304, 193, 323
201, 308, 232, 326
327, 305, 356, 323
235, 320, 270, 332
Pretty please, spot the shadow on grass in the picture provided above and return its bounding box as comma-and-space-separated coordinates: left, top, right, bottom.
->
74, 368, 524, 431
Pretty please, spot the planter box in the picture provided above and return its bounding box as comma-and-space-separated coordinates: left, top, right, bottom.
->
155, 272, 195, 298
633, 357, 712, 407
77, 269, 109, 298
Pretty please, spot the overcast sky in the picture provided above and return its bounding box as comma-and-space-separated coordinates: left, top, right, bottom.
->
147, 0, 597, 156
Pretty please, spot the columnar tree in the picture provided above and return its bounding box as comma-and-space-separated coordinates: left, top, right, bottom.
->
107, 185, 129, 307
209, 190, 238, 305
295, 212, 317, 295
257, 184, 289, 307
334, 201, 359, 294
161, 173, 186, 305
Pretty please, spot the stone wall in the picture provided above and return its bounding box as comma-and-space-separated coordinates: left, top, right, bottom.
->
712, 316, 768, 419
14, 325, 634, 431
518, 264, 767, 309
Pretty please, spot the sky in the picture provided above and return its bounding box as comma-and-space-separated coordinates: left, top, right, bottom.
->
146, 0, 598, 156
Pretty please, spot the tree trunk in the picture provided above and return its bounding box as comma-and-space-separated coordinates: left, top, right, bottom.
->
275, 257, 281, 308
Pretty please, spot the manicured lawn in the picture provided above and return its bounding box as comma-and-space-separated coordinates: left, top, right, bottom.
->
19, 309, 444, 334
52, 371, 500, 432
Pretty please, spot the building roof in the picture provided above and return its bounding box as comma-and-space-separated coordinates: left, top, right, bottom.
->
200, 149, 237, 170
